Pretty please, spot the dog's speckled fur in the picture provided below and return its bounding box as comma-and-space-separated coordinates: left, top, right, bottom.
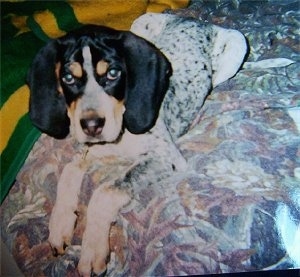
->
131, 13, 247, 139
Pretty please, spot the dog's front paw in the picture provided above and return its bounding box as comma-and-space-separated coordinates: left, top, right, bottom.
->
48, 162, 85, 255
76, 208, 112, 276
77, 183, 131, 276
48, 204, 78, 255
77, 240, 109, 277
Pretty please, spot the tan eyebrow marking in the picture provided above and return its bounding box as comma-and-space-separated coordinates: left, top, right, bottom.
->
69, 62, 83, 78
67, 100, 77, 118
96, 60, 109, 76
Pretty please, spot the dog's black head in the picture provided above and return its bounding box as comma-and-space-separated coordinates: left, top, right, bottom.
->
27, 25, 172, 143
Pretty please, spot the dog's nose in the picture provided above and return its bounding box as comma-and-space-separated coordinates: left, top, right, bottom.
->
80, 117, 105, 137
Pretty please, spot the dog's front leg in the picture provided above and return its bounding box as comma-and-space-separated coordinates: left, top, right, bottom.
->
78, 183, 131, 276
48, 162, 85, 254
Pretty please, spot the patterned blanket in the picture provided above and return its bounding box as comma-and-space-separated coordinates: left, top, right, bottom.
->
1, 1, 299, 276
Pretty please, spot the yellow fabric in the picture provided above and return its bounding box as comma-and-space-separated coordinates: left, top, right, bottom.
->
69, 0, 188, 30
69, 0, 148, 30
147, 0, 188, 12
1, 85, 30, 153
33, 10, 66, 38
10, 14, 30, 36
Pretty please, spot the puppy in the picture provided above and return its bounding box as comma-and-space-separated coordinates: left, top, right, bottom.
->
27, 14, 247, 276
27, 24, 184, 276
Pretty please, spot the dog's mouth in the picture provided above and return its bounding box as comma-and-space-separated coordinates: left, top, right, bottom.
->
78, 121, 125, 146
83, 132, 124, 147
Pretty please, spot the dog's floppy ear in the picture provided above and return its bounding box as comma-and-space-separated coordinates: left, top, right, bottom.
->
121, 32, 172, 134
27, 40, 70, 139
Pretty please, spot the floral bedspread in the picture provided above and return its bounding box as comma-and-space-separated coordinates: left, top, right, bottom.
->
1, 1, 299, 276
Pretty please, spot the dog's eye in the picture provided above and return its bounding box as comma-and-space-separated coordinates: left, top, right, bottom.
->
107, 69, 121, 80
62, 74, 75, 85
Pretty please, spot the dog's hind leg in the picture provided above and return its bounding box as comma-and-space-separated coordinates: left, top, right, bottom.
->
211, 26, 247, 87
